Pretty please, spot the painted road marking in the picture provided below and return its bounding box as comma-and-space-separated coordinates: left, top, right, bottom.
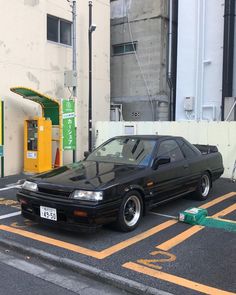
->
200, 192, 235, 209
0, 220, 177, 259
0, 211, 21, 220
0, 192, 234, 259
0, 198, 20, 207
137, 250, 176, 270
157, 225, 204, 251
150, 212, 177, 219
123, 262, 236, 295
212, 203, 236, 218
157, 202, 236, 251
0, 185, 22, 191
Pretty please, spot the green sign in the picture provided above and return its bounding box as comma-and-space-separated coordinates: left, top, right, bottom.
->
0, 145, 3, 157
62, 100, 76, 150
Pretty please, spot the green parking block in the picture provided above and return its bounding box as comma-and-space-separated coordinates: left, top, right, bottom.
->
179, 207, 236, 232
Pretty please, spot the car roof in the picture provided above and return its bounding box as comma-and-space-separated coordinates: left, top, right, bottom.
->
113, 135, 178, 141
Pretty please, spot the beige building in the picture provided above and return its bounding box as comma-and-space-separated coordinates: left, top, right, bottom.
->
0, 0, 110, 176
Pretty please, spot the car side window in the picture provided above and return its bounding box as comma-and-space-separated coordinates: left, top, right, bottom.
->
157, 140, 184, 163
179, 142, 197, 158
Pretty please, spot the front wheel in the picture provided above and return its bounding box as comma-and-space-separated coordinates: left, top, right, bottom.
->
194, 172, 211, 200
115, 191, 143, 232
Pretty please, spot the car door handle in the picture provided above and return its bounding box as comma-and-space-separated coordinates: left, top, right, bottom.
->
183, 164, 189, 169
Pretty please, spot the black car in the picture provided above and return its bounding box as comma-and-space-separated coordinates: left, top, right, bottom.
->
17, 135, 224, 232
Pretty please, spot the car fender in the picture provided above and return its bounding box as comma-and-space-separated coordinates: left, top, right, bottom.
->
122, 184, 145, 196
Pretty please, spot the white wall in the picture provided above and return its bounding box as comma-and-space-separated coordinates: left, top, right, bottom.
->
176, 0, 224, 121
0, 0, 110, 175
95, 121, 236, 179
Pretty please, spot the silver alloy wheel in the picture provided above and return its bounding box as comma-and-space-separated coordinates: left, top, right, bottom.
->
201, 174, 210, 197
123, 195, 141, 227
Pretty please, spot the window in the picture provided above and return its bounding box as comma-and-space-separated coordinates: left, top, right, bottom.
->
179, 142, 197, 158
113, 42, 137, 55
47, 15, 72, 46
157, 140, 184, 163
177, 139, 201, 158
87, 138, 156, 166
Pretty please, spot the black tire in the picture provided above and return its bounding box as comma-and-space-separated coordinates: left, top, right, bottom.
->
115, 190, 143, 232
194, 172, 211, 200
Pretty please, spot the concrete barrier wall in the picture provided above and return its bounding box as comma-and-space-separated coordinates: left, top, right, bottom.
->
95, 121, 236, 179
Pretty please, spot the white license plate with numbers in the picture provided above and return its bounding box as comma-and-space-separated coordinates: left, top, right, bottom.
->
40, 206, 57, 221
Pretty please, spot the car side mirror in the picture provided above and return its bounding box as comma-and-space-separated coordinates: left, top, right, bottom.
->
152, 156, 170, 170
84, 151, 90, 159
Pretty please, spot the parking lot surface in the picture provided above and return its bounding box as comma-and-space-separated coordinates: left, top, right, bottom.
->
0, 176, 235, 295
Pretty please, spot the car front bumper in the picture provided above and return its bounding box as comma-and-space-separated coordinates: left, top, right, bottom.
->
17, 190, 121, 232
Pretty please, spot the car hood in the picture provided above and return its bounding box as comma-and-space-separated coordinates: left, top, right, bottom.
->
33, 160, 146, 191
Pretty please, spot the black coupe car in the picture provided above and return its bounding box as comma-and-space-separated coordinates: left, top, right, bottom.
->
17, 135, 224, 232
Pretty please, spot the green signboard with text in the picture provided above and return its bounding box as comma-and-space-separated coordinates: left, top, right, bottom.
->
62, 100, 76, 150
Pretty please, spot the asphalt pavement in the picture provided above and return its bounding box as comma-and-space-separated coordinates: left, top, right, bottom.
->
0, 175, 235, 295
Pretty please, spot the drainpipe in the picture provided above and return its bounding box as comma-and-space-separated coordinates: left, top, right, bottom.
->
167, 0, 173, 121
221, 0, 235, 120
72, 0, 77, 162
88, 1, 96, 152
167, 0, 178, 121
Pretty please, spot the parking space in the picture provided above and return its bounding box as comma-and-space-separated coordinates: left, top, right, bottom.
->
0, 178, 235, 295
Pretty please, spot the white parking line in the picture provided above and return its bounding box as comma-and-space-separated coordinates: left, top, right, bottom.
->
150, 212, 177, 219
0, 211, 21, 220
0, 185, 22, 191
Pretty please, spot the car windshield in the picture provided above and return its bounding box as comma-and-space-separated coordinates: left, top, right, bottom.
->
86, 138, 156, 166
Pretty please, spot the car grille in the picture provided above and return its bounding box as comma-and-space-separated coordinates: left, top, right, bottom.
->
37, 187, 71, 198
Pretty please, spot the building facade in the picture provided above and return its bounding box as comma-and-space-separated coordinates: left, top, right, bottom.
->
176, 0, 236, 122
0, 0, 110, 176
110, 0, 170, 121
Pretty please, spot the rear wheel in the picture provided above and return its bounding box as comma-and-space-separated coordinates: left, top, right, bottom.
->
115, 191, 143, 232
194, 172, 211, 200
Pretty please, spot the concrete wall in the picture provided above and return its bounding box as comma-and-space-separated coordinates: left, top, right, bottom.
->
95, 121, 236, 179
110, 0, 169, 121
176, 0, 224, 121
0, 0, 110, 176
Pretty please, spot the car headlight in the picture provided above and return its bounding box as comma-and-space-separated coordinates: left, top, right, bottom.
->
71, 190, 103, 201
22, 181, 38, 192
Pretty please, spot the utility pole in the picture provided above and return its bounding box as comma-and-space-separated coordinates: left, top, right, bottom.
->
72, 0, 77, 161
88, 0, 96, 152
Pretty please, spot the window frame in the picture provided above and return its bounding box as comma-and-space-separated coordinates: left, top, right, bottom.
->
112, 42, 137, 56
47, 14, 72, 47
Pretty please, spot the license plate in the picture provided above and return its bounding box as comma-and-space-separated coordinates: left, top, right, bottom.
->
40, 206, 57, 221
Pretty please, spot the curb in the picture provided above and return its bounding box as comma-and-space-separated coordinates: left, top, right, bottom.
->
0, 236, 173, 295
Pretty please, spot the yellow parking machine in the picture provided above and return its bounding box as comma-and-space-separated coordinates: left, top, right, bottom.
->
24, 117, 52, 173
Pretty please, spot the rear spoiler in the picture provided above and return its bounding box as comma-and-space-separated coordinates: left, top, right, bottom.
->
194, 144, 218, 154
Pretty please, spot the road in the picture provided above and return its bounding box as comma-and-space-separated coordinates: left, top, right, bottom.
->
0, 247, 130, 295
0, 175, 235, 295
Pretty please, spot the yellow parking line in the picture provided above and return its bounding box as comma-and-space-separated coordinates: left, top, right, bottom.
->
212, 203, 236, 218
157, 195, 236, 251
157, 225, 204, 251
200, 192, 235, 209
0, 219, 177, 259
123, 262, 236, 295
0, 192, 234, 259
99, 219, 177, 258
0, 224, 100, 258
